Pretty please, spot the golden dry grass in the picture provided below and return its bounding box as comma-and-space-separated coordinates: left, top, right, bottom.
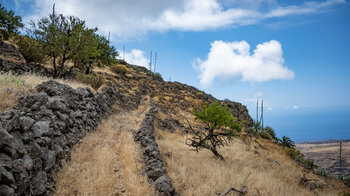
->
0, 72, 91, 112
155, 130, 349, 196
54, 106, 154, 196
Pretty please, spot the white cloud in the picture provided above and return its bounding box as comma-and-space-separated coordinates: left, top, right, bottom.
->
194, 40, 294, 86
17, 0, 344, 38
121, 49, 149, 69
292, 105, 299, 109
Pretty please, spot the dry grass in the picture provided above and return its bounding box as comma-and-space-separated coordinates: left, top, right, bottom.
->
54, 106, 154, 196
0, 72, 91, 112
155, 130, 349, 196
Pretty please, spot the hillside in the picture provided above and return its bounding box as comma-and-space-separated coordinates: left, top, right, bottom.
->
1, 40, 350, 195
296, 140, 350, 179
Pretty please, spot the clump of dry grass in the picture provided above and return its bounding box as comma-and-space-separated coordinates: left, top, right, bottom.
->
110, 64, 129, 75
155, 130, 349, 196
74, 72, 106, 90
0, 72, 90, 111
54, 106, 154, 196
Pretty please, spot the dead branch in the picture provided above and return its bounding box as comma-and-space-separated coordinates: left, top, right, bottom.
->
211, 172, 251, 196
221, 186, 247, 196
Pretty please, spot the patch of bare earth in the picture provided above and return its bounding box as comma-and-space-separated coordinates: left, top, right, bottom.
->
54, 104, 154, 195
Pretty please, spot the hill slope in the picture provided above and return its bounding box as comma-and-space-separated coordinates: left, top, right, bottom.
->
0, 40, 349, 195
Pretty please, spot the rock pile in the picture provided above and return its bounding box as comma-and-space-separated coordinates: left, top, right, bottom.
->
0, 81, 116, 195
0, 58, 55, 78
134, 101, 178, 196
0, 41, 25, 62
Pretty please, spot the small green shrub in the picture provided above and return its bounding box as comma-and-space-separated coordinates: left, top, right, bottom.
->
264, 126, 276, 138
285, 148, 317, 170
279, 136, 295, 148
338, 191, 350, 196
317, 168, 331, 177
14, 35, 45, 63
158, 95, 165, 102
285, 148, 303, 160
258, 131, 274, 140
195, 91, 204, 96
126, 64, 145, 72
152, 72, 161, 77
110, 64, 129, 75
303, 159, 317, 170
0, 73, 26, 87
115, 59, 127, 65
75, 73, 105, 90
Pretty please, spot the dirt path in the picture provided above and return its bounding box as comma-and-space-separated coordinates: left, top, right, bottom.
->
54, 103, 153, 195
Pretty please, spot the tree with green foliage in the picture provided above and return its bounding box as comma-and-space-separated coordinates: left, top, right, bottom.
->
70, 27, 99, 73
31, 4, 118, 76
0, 4, 23, 40
186, 100, 242, 160
95, 35, 118, 67
30, 5, 62, 76
71, 31, 118, 74
57, 15, 86, 73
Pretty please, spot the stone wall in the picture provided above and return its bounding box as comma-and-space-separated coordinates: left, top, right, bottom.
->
134, 101, 178, 196
0, 81, 117, 195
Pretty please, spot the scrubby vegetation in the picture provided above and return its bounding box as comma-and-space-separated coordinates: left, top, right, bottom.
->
75, 72, 105, 90
14, 35, 46, 63
0, 72, 90, 111
1, 3, 349, 195
110, 64, 129, 75
1, 3, 118, 77
29, 6, 118, 76
186, 100, 241, 160
0, 4, 23, 40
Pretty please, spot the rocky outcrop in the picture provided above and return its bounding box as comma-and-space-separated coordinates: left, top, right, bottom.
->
0, 58, 56, 77
0, 41, 25, 62
134, 101, 178, 196
0, 81, 116, 195
222, 100, 253, 127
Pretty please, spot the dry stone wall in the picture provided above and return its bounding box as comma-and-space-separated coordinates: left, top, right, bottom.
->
0, 81, 116, 195
134, 101, 178, 196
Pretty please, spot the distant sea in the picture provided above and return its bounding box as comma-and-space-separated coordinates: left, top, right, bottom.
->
255, 108, 350, 142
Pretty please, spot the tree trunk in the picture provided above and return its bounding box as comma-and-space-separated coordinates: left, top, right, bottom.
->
53, 56, 57, 78
85, 62, 92, 74
60, 53, 66, 73
210, 147, 224, 160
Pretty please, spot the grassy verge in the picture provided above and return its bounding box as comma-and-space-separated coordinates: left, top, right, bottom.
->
54, 107, 153, 195
0, 72, 90, 112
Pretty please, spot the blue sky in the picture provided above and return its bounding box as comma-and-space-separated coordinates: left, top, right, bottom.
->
2, 0, 350, 140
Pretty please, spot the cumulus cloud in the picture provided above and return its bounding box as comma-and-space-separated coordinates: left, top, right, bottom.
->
16, 0, 344, 38
194, 40, 294, 86
121, 49, 149, 69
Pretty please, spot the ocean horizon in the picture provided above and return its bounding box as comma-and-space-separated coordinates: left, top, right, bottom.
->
253, 108, 350, 142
